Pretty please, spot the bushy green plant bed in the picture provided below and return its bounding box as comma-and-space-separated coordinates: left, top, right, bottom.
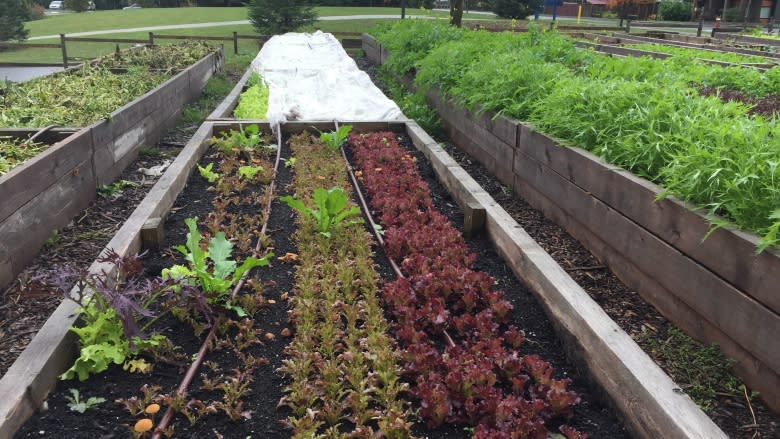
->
625, 43, 771, 64
96, 41, 214, 71
0, 43, 215, 128
233, 73, 269, 120
372, 21, 780, 250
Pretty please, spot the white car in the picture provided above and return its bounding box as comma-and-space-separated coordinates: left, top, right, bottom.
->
48, 1, 63, 9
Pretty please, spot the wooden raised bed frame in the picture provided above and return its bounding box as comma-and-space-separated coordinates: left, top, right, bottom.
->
0, 48, 224, 291
362, 33, 780, 412
0, 116, 726, 439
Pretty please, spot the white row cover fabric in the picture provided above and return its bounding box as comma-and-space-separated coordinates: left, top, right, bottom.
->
250, 31, 403, 126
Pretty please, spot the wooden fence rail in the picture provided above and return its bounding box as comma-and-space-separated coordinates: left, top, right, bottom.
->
3, 32, 361, 68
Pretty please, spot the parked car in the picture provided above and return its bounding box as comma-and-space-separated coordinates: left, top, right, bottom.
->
48, 0, 96, 10
123, 3, 142, 8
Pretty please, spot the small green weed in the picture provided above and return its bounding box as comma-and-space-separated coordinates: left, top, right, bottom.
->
65, 388, 106, 413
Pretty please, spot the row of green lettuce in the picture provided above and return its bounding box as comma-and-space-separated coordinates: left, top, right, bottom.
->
372, 21, 780, 251
234, 73, 269, 119
0, 42, 215, 128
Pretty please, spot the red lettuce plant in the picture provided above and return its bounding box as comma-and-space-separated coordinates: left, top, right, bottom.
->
349, 132, 584, 438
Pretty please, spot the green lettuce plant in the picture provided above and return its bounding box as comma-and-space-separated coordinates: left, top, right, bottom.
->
319, 125, 353, 153
163, 217, 272, 316
280, 187, 362, 237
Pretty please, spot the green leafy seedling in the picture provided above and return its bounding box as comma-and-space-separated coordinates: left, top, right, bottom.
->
163, 217, 273, 316
280, 187, 363, 238
197, 163, 220, 183
97, 179, 138, 200
284, 157, 297, 168
238, 165, 264, 180
65, 388, 106, 413
319, 125, 353, 153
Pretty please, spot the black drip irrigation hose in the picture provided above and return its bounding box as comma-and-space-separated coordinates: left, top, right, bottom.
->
28, 125, 58, 144
151, 122, 284, 439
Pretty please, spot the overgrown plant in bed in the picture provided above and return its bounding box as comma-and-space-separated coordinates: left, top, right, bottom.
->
349, 131, 584, 438
96, 42, 214, 71
277, 131, 413, 436
0, 136, 47, 176
372, 21, 780, 251
18, 126, 279, 437
0, 43, 215, 128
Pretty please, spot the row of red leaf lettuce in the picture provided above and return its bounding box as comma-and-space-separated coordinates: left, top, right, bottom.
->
349, 132, 585, 439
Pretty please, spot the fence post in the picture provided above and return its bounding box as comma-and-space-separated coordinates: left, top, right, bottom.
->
148, 32, 154, 46
233, 31, 238, 55
697, 15, 704, 37
60, 34, 68, 69
626, 19, 631, 33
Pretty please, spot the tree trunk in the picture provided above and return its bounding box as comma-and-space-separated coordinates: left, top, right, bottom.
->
450, 0, 464, 27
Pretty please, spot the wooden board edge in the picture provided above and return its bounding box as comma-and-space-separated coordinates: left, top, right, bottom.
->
0, 122, 217, 439
405, 122, 728, 439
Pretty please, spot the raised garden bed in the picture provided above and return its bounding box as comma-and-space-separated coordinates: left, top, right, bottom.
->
363, 31, 780, 413
579, 32, 780, 61
2, 119, 726, 439
0, 47, 224, 291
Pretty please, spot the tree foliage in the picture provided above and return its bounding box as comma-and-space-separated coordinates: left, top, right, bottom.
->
0, 0, 30, 43
491, 0, 541, 19
658, 1, 692, 21
248, 0, 318, 35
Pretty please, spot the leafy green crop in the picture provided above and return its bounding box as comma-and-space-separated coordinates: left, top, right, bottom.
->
280, 187, 363, 238
163, 217, 272, 316
97, 41, 213, 70
238, 165, 264, 180
0, 66, 165, 128
197, 162, 220, 183
62, 303, 166, 381
372, 22, 780, 250
624, 43, 770, 64
0, 137, 47, 176
319, 125, 353, 153
234, 73, 269, 120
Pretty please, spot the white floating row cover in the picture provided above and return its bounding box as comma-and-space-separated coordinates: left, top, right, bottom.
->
251, 31, 404, 126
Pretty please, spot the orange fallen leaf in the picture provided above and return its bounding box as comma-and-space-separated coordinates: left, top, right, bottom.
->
278, 252, 299, 263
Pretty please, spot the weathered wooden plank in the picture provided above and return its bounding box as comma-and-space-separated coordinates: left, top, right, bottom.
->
0, 128, 92, 223
516, 123, 780, 317
512, 150, 780, 378
408, 124, 727, 438
2, 157, 95, 278
0, 122, 218, 439
340, 39, 362, 49
512, 166, 780, 411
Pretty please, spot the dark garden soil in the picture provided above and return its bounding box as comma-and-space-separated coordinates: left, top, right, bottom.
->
0, 139, 181, 378
354, 56, 779, 439
0, 67, 245, 380
16, 129, 629, 439
16, 133, 290, 439
345, 134, 628, 439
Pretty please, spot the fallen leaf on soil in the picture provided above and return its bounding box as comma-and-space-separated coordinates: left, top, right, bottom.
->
281, 328, 291, 337
264, 332, 275, 340
278, 252, 299, 263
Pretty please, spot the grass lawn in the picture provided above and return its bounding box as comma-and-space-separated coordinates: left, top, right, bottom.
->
24, 6, 494, 38
0, 19, 402, 64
